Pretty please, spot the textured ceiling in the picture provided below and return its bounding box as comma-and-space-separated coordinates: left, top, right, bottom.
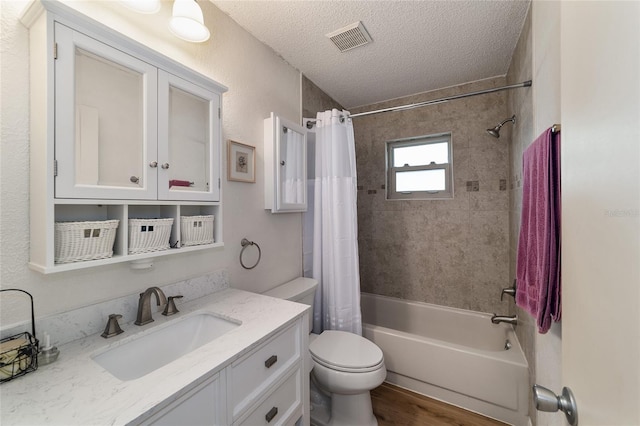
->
212, 0, 530, 109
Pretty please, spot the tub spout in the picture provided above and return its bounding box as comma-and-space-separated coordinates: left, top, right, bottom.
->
491, 314, 518, 325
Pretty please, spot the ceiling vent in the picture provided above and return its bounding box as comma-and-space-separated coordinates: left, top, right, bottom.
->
326, 21, 372, 53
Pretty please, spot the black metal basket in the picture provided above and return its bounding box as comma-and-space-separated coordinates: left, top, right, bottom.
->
0, 289, 39, 383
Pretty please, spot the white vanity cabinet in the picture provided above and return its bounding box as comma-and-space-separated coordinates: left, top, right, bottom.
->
144, 317, 307, 426
143, 372, 226, 426
22, 1, 227, 273
228, 321, 303, 424
264, 113, 308, 213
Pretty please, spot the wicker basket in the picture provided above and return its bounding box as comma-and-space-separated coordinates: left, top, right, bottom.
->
180, 215, 214, 247
54, 220, 119, 263
128, 218, 174, 255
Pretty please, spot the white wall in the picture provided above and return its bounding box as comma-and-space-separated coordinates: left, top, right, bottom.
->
561, 2, 640, 424
0, 0, 302, 322
531, 1, 562, 425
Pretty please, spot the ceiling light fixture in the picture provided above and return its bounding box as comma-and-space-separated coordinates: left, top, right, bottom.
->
169, 0, 210, 43
120, 0, 161, 14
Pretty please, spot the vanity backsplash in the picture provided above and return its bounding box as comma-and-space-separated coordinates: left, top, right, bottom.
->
0, 270, 229, 347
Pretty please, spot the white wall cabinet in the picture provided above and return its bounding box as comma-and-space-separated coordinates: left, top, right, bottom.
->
264, 113, 308, 213
54, 24, 221, 202
144, 318, 307, 426
23, 1, 227, 273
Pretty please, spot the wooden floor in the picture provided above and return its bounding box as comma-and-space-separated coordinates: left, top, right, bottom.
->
371, 383, 508, 426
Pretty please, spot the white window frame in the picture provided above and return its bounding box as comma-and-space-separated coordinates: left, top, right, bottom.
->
386, 132, 453, 200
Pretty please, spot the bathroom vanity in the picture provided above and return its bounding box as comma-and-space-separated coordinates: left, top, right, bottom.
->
0, 289, 310, 425
22, 0, 227, 273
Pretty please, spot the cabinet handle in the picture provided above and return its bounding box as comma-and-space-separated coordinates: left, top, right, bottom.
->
161, 163, 170, 169
130, 176, 139, 184
264, 355, 277, 368
149, 161, 158, 168
265, 406, 278, 423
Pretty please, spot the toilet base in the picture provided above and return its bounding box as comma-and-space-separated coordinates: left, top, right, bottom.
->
310, 380, 378, 426
310, 380, 331, 426
330, 392, 378, 426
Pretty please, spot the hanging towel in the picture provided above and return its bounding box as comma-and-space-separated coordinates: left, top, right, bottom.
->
515, 127, 561, 333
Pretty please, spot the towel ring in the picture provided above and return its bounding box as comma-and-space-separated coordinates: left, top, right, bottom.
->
240, 238, 261, 270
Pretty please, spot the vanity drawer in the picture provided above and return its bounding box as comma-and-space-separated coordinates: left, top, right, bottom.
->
235, 368, 302, 426
229, 321, 301, 420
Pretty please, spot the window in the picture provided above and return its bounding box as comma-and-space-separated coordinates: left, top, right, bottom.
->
386, 133, 453, 200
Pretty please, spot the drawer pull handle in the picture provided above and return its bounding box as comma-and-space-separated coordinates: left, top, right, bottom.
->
264, 355, 278, 368
265, 406, 278, 423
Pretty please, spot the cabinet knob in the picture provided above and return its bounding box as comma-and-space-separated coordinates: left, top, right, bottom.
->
130, 176, 140, 184
280, 160, 286, 166
149, 161, 158, 168
161, 163, 170, 169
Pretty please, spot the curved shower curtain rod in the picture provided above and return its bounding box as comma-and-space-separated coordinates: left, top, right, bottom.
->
306, 80, 532, 128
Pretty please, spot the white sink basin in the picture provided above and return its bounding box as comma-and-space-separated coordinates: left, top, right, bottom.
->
92, 312, 240, 381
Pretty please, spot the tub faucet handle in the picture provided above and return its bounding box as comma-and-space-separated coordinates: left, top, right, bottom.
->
501, 279, 517, 301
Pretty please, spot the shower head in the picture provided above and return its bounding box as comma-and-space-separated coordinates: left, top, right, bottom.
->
486, 115, 516, 138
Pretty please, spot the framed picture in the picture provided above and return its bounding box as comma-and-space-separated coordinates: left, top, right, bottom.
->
227, 140, 256, 183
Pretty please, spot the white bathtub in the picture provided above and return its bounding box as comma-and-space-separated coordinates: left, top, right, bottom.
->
361, 292, 529, 425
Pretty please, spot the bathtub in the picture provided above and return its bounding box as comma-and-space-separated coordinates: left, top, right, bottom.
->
361, 292, 529, 426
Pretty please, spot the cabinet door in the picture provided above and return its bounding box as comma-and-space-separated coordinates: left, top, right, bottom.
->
145, 372, 226, 426
158, 71, 220, 201
264, 114, 308, 213
276, 118, 307, 212
54, 23, 158, 200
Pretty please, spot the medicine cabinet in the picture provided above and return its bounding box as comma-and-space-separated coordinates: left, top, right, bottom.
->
54, 23, 221, 202
264, 113, 308, 213
22, 1, 227, 273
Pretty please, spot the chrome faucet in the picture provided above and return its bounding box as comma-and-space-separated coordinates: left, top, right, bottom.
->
135, 287, 167, 326
491, 314, 518, 326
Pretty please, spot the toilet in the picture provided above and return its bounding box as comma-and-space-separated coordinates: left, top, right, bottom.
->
263, 277, 386, 426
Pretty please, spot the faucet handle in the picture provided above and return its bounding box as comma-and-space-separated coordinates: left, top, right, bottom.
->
101, 314, 124, 338
162, 295, 183, 316
501, 279, 517, 301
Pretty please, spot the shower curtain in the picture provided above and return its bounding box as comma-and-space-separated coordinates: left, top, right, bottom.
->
306, 109, 362, 335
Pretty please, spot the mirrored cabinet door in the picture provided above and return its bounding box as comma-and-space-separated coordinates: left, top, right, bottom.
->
54, 23, 158, 199
277, 120, 307, 211
157, 71, 220, 201
264, 113, 307, 213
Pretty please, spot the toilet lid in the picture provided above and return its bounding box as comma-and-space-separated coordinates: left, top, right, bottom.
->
309, 331, 384, 372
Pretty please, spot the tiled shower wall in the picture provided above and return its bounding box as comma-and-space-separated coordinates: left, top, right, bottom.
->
350, 78, 512, 314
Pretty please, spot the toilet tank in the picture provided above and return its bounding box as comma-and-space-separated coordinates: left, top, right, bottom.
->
263, 277, 317, 331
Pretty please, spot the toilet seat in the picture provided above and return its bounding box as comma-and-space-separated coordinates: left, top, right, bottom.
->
309, 330, 384, 373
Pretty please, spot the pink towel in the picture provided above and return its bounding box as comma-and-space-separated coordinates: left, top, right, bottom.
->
169, 179, 192, 188
515, 128, 561, 333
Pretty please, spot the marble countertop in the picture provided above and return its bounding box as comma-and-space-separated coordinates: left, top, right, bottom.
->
0, 288, 308, 426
